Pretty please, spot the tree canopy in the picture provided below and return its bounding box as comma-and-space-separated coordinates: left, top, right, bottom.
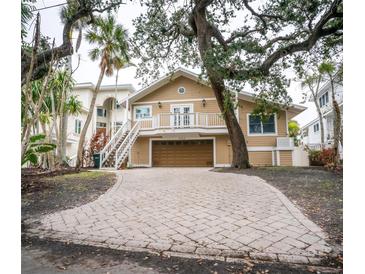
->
132, 0, 342, 112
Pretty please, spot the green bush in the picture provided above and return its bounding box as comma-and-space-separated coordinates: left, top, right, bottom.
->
22, 134, 56, 166
308, 149, 323, 166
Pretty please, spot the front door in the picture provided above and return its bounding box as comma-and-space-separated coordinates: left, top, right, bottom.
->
171, 105, 193, 127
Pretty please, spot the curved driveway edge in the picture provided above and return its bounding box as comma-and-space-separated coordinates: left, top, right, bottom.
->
27, 168, 334, 265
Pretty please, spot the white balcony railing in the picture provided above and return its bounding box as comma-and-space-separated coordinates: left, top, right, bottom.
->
137, 112, 226, 130
276, 137, 295, 149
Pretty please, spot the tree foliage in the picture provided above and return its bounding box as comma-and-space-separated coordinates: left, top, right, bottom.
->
22, 134, 56, 166
132, 0, 342, 113
21, 0, 126, 83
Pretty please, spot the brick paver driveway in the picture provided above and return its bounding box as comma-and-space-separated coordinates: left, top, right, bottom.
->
33, 168, 333, 264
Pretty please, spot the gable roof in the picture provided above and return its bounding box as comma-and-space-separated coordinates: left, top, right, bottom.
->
127, 67, 306, 115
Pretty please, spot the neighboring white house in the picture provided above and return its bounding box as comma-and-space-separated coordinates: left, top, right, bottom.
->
301, 77, 343, 156
64, 83, 135, 162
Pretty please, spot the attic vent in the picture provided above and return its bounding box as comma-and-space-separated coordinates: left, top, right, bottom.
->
177, 86, 186, 94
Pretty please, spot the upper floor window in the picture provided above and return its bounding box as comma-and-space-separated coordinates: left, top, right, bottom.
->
97, 108, 107, 117
248, 114, 276, 135
74, 119, 82, 134
313, 123, 319, 132
319, 92, 329, 107
135, 105, 152, 120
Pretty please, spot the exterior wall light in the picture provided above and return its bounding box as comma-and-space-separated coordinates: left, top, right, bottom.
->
158, 101, 162, 108
202, 99, 206, 107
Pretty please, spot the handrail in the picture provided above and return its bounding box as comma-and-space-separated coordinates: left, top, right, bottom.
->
115, 121, 141, 169
99, 120, 131, 168
156, 112, 225, 129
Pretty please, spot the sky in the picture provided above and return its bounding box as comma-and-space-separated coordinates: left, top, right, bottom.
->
32, 0, 317, 127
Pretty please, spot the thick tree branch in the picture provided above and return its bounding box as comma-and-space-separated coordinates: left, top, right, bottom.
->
21, 1, 124, 84
260, 0, 342, 74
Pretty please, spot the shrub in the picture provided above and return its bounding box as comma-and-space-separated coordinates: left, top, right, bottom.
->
308, 149, 323, 166
320, 148, 336, 166
83, 131, 109, 167
307, 147, 342, 171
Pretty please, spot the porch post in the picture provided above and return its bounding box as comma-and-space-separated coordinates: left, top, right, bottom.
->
125, 95, 129, 122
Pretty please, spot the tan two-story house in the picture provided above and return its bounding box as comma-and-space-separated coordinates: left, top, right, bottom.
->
105, 68, 305, 168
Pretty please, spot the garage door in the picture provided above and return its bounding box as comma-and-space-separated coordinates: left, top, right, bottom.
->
152, 140, 213, 167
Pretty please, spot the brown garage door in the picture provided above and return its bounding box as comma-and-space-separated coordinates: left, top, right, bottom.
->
152, 140, 213, 167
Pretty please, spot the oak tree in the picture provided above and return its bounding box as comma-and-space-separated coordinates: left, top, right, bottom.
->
132, 0, 343, 168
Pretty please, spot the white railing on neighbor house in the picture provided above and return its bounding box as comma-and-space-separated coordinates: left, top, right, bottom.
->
115, 121, 141, 169
276, 137, 295, 149
138, 112, 225, 130
306, 143, 323, 150
99, 120, 131, 168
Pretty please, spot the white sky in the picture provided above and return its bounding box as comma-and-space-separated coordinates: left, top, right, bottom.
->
32, 0, 317, 127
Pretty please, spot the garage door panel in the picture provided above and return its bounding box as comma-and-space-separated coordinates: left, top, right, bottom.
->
152, 140, 213, 167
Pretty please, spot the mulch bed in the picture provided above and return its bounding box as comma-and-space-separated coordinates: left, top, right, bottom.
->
21, 168, 115, 219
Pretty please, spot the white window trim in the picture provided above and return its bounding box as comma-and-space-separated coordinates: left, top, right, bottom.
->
97, 107, 107, 117
247, 113, 278, 136
74, 119, 82, 135
134, 105, 152, 120
170, 103, 194, 113
177, 86, 186, 94
313, 123, 319, 134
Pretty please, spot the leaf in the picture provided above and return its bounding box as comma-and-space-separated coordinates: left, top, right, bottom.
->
29, 134, 46, 143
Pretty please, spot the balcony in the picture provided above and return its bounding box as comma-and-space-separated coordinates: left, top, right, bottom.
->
135, 112, 227, 135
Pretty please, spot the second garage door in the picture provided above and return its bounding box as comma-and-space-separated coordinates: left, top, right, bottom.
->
152, 140, 213, 167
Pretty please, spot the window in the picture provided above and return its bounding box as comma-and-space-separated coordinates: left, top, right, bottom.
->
313, 123, 319, 132
248, 114, 276, 135
135, 105, 152, 119
177, 86, 186, 94
74, 119, 82, 134
96, 122, 107, 128
319, 92, 329, 107
97, 108, 107, 117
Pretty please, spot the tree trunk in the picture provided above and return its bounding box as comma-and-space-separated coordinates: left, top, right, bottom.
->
75, 64, 106, 169
57, 80, 68, 166
60, 113, 69, 164
313, 97, 325, 146
193, 6, 250, 168
330, 76, 341, 165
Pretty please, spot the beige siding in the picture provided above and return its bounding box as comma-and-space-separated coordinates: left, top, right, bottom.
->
238, 100, 288, 147
279, 150, 293, 166
130, 137, 150, 166
249, 151, 273, 166
215, 135, 232, 165
137, 76, 215, 102
129, 75, 293, 167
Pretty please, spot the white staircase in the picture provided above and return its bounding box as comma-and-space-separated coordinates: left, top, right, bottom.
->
114, 121, 141, 169
99, 120, 140, 169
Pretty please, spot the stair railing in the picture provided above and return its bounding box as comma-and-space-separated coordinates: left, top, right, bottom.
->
99, 120, 131, 168
115, 121, 141, 169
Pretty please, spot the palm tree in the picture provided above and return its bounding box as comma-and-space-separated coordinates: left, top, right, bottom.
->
75, 15, 129, 169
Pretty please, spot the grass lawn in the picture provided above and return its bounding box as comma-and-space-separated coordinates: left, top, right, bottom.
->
215, 167, 343, 252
